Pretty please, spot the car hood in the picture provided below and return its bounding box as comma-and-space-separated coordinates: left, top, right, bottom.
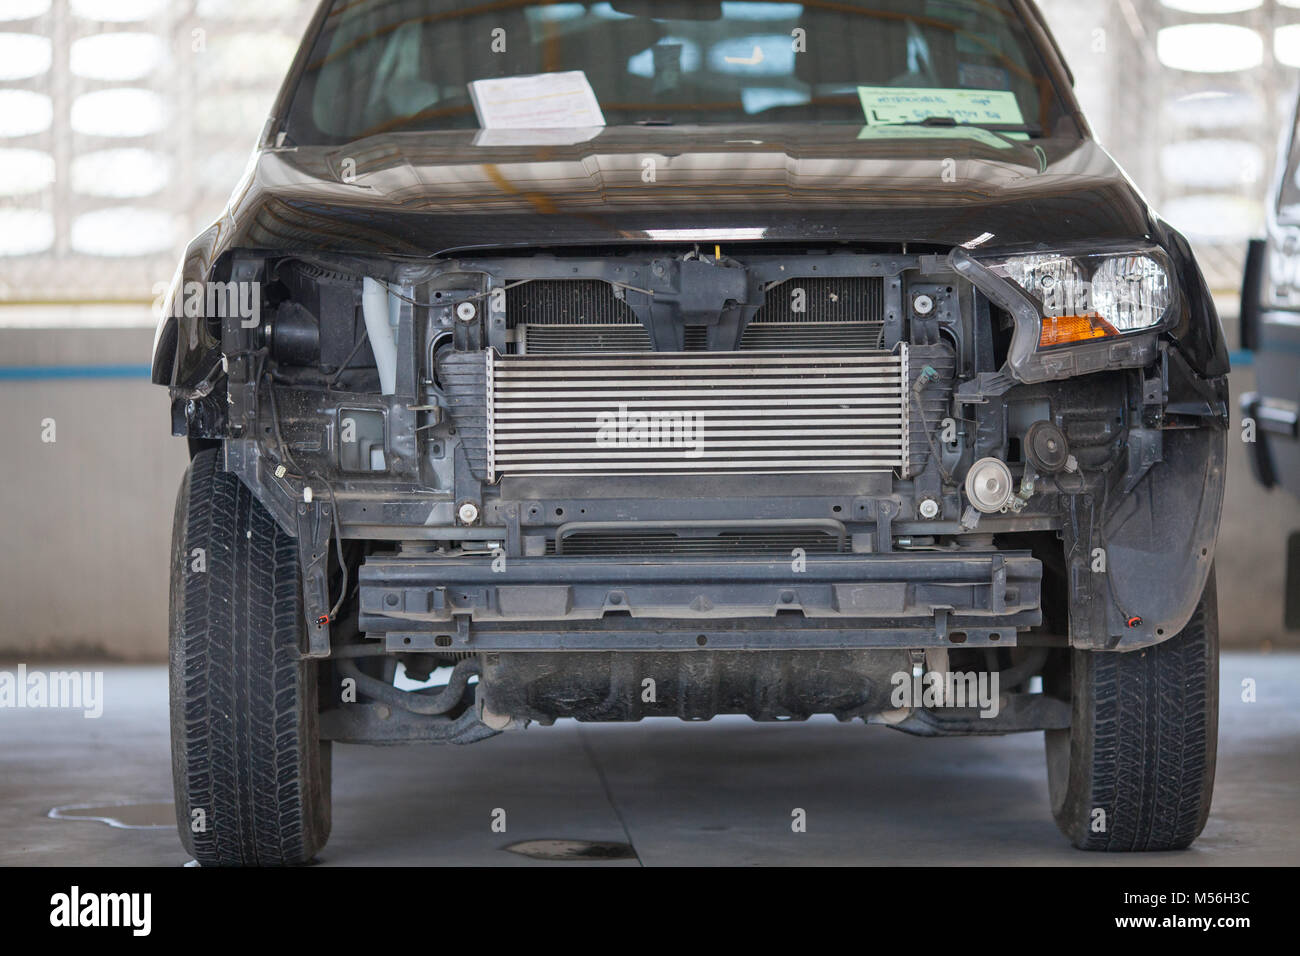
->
222, 124, 1156, 259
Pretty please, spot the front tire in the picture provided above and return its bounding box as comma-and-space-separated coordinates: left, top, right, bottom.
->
169, 449, 331, 865
1045, 570, 1219, 851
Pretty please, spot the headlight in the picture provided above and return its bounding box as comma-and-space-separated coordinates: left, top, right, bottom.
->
1090, 254, 1173, 331
983, 249, 1174, 348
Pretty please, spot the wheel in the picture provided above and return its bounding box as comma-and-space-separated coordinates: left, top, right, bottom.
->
169, 448, 331, 865
1045, 569, 1218, 851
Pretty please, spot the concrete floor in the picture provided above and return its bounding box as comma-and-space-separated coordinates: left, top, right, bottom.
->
1, 653, 1297, 866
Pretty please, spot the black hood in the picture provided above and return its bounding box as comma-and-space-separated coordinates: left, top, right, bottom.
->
224, 124, 1156, 258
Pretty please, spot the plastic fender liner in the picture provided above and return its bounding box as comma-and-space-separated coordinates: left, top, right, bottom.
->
1095, 425, 1225, 650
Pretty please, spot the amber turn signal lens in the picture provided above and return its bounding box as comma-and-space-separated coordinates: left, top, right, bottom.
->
1038, 313, 1119, 348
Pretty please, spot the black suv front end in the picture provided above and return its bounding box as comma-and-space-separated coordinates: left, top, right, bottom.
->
153, 0, 1230, 863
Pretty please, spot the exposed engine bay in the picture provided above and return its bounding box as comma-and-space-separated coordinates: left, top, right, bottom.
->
167, 243, 1225, 734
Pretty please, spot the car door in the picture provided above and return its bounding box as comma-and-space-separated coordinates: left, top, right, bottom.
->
1242, 90, 1300, 499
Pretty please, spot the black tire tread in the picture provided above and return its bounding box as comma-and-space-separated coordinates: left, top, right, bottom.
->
169, 449, 330, 865
1047, 572, 1218, 851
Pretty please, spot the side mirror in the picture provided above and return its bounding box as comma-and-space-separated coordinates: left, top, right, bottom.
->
1240, 237, 1266, 351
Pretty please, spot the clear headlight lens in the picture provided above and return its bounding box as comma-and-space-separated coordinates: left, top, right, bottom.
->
984, 249, 1174, 348
992, 254, 1091, 318
1089, 254, 1172, 332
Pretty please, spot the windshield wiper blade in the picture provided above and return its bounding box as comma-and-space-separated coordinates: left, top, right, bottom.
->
902, 116, 1043, 137
978, 122, 1043, 137
633, 117, 675, 126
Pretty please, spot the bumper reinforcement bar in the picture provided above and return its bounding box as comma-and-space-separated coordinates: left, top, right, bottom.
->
357, 551, 1041, 651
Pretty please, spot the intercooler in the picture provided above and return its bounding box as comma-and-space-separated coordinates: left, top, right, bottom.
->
483, 347, 910, 478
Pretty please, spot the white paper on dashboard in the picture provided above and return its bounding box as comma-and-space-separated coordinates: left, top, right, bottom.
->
468, 71, 606, 129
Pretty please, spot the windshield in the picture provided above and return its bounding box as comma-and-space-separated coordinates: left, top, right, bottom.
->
282, 0, 1067, 145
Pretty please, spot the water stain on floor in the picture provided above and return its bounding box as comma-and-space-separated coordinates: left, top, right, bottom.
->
504, 839, 637, 861
49, 802, 175, 830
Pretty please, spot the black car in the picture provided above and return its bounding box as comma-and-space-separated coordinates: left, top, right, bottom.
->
153, 0, 1230, 864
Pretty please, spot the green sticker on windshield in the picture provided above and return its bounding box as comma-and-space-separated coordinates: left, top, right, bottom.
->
858, 86, 1024, 127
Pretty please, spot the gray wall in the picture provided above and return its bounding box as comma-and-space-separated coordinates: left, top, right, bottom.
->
0, 327, 1295, 659
0, 328, 188, 660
